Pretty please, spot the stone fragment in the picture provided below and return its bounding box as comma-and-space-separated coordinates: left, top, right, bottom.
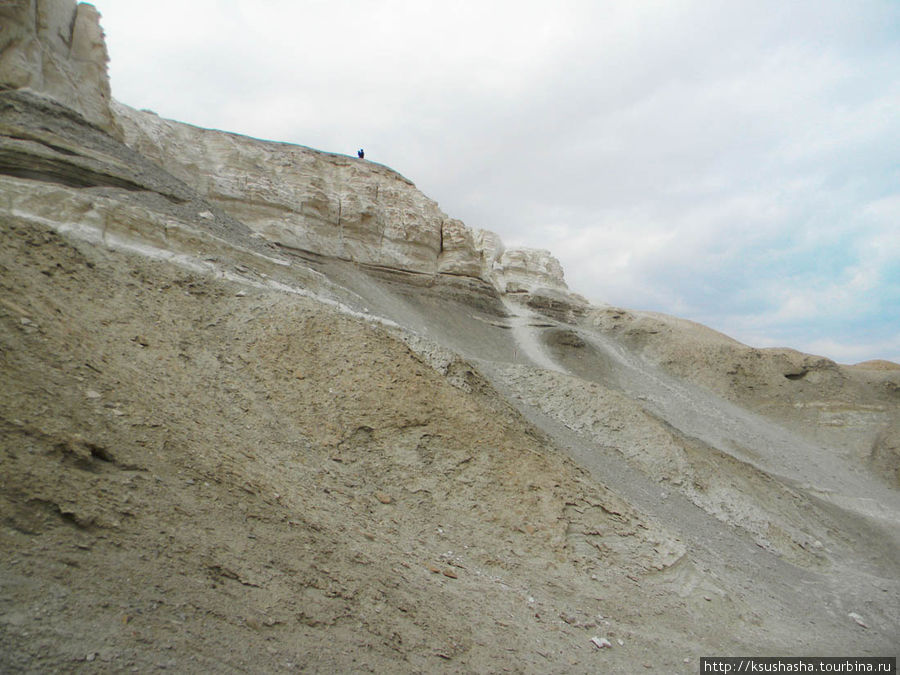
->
848, 612, 869, 628
374, 492, 393, 504
590, 637, 612, 649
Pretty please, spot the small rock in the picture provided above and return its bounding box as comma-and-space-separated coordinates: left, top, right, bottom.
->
427, 565, 441, 574
442, 569, 458, 579
374, 492, 393, 504
590, 637, 612, 649
848, 612, 869, 628
235, 290, 247, 297
20, 317, 36, 327
617, 638, 624, 646
198, 211, 214, 220
132, 335, 149, 347
86, 652, 97, 662
85, 390, 101, 399
294, 371, 305, 380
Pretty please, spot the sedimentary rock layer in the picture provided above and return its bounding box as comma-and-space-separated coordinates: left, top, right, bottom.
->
0, 0, 119, 136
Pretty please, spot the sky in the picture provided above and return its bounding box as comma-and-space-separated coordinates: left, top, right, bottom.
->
92, 0, 899, 364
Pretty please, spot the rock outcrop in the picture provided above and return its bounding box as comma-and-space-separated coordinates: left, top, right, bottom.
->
0, 0, 119, 137
437, 218, 481, 277
0, 0, 583, 307
113, 102, 447, 275
111, 102, 587, 307
0, 0, 584, 313
493, 247, 571, 295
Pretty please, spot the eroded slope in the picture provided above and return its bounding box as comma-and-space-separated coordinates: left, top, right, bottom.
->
2, 218, 706, 673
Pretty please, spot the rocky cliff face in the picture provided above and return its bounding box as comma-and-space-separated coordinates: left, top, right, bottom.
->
0, 0, 119, 136
112, 102, 447, 275
112, 101, 585, 307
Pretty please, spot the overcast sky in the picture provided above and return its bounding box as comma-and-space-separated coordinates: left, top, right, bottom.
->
93, 0, 899, 364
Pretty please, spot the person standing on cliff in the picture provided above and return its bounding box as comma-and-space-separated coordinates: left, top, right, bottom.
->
357, 149, 365, 159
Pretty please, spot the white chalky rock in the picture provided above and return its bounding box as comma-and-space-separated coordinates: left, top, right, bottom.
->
848, 612, 869, 628
112, 104, 584, 304
0, 0, 120, 137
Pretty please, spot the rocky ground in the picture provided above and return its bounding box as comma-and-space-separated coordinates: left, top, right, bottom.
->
2, 86, 899, 672
0, 217, 712, 672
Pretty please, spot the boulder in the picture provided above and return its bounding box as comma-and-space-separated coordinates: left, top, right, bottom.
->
438, 218, 482, 277
494, 247, 568, 294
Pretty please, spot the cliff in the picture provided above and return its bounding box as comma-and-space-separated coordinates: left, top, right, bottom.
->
111, 101, 587, 306
0, 0, 119, 136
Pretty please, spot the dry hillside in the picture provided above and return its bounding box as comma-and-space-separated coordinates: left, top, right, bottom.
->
1, 2, 898, 672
